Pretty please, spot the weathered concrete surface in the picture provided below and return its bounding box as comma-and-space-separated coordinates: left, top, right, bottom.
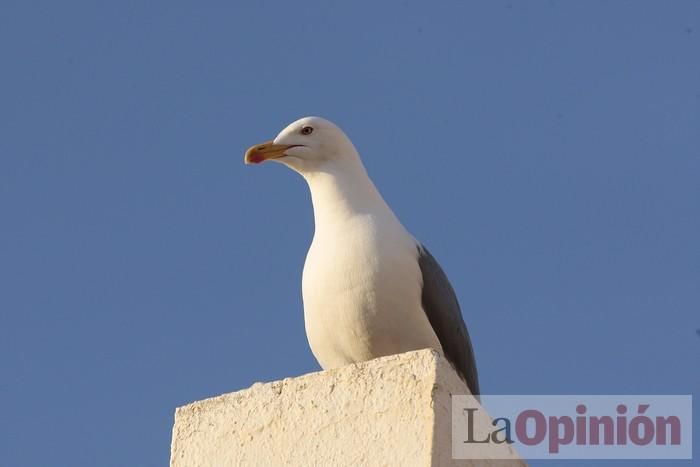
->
170, 349, 525, 466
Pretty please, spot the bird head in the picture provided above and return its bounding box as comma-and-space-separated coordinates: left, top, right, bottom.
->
244, 116, 359, 175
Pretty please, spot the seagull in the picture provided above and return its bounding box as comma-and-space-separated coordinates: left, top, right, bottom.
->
244, 117, 479, 395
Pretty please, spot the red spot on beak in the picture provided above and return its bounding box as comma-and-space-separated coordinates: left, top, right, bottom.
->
247, 153, 265, 164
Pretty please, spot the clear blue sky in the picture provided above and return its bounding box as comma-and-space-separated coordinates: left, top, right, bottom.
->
1, 1, 698, 466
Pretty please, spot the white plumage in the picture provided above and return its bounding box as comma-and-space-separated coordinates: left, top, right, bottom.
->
245, 116, 479, 394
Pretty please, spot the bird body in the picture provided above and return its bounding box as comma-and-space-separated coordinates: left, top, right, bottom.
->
302, 168, 442, 370
245, 116, 479, 394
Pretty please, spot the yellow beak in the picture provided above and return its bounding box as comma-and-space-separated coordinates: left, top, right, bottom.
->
244, 141, 295, 165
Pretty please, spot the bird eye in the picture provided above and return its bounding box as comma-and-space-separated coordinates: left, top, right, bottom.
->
300, 126, 313, 135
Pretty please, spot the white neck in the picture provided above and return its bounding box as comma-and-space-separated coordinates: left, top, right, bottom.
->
302, 158, 396, 234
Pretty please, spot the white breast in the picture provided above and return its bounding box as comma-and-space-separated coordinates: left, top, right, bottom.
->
302, 208, 443, 370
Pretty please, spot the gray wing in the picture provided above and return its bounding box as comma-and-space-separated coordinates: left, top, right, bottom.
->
417, 244, 480, 395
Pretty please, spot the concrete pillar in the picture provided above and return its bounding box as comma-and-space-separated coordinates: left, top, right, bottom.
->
170, 349, 525, 466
